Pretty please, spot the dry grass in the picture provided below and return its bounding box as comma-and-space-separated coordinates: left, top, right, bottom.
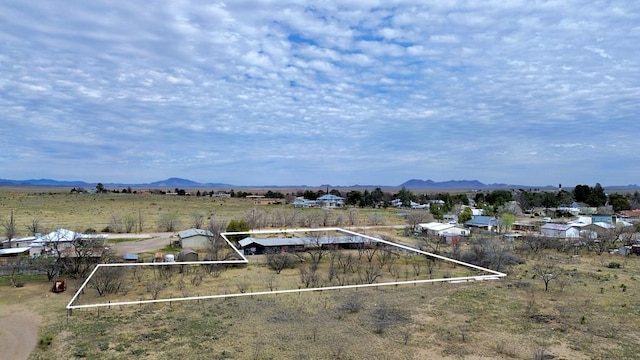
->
2, 188, 640, 359
9, 249, 639, 360
0, 188, 405, 236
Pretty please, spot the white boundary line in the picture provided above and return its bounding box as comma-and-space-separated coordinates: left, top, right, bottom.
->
67, 227, 506, 310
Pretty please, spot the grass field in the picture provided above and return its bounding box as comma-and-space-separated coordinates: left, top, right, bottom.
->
2, 188, 640, 359
0, 188, 405, 236
19, 253, 640, 359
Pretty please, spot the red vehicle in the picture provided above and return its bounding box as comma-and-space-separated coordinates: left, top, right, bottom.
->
51, 279, 66, 293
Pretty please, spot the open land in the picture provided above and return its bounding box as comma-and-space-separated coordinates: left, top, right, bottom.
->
1, 188, 640, 359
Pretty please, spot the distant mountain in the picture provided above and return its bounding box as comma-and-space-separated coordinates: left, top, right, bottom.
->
144, 177, 204, 188
0, 177, 637, 191
398, 179, 560, 190
0, 178, 91, 187
400, 179, 486, 189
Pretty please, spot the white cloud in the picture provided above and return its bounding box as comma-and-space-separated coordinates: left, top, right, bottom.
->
0, 0, 638, 186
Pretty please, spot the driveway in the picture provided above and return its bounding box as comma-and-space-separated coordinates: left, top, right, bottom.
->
108, 232, 177, 255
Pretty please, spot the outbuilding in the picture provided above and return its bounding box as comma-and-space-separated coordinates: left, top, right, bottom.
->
178, 228, 214, 249
177, 249, 199, 262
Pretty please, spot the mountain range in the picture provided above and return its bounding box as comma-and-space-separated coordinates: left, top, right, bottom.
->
1, 177, 636, 191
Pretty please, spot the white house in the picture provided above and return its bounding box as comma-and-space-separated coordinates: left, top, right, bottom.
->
29, 228, 108, 258
418, 222, 470, 237
540, 223, 580, 239
316, 194, 344, 208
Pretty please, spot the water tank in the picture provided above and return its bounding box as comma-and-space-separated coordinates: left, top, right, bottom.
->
164, 254, 175, 262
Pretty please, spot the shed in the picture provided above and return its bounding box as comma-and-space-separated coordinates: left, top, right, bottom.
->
177, 249, 198, 262
178, 228, 213, 249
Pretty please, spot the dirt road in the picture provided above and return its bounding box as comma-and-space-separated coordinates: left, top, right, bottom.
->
108, 232, 177, 255
0, 299, 42, 360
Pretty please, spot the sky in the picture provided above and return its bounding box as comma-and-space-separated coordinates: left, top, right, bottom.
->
1, 1, 639, 187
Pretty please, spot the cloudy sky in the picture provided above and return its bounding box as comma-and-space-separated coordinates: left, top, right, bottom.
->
1, 1, 639, 187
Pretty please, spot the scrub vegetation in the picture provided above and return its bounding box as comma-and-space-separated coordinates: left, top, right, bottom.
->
0, 187, 639, 359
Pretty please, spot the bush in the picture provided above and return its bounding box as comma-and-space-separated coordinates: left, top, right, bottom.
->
265, 252, 297, 274
607, 262, 622, 269
38, 335, 53, 349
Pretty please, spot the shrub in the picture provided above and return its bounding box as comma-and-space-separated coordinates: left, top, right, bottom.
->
608, 262, 621, 269
38, 335, 53, 349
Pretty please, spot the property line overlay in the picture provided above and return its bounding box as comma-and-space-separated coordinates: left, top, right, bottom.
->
66, 227, 506, 311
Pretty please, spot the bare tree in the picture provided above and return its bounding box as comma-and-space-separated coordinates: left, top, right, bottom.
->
406, 210, 429, 234
360, 262, 382, 284
146, 281, 165, 300
306, 233, 329, 267
158, 212, 181, 232
109, 214, 123, 233
532, 261, 562, 291
347, 208, 359, 227
244, 209, 266, 230
192, 212, 205, 229
90, 266, 126, 296
205, 217, 229, 260
270, 209, 286, 228
299, 263, 320, 288
5, 257, 26, 286
284, 209, 299, 227
301, 211, 322, 228
29, 255, 59, 281
2, 210, 16, 248
322, 209, 332, 227
26, 218, 41, 236
137, 208, 144, 233
123, 214, 136, 233
367, 213, 385, 226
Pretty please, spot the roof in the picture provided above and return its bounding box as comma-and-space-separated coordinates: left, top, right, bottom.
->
317, 194, 344, 201
122, 253, 139, 261
238, 235, 374, 248
31, 228, 107, 245
0, 247, 31, 256
1, 236, 36, 244
541, 223, 577, 231
418, 222, 456, 232
465, 216, 499, 227
178, 228, 213, 239
178, 248, 198, 255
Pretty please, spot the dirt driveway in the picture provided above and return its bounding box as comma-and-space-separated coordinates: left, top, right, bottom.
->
0, 309, 40, 360
108, 232, 177, 255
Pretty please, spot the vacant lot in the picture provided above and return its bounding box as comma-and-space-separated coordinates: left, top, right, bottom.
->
11, 252, 640, 360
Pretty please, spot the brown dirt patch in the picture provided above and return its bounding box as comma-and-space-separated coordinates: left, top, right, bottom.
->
0, 305, 42, 360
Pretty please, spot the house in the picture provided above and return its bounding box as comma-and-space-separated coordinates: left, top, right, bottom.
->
0, 247, 31, 264
418, 222, 470, 237
29, 228, 108, 258
238, 235, 373, 255
540, 223, 580, 239
591, 214, 615, 224
2, 236, 36, 249
579, 222, 615, 241
465, 216, 500, 232
293, 197, 317, 208
316, 194, 344, 208
178, 228, 214, 249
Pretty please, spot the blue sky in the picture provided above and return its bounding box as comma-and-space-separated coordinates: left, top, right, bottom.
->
1, 1, 639, 187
